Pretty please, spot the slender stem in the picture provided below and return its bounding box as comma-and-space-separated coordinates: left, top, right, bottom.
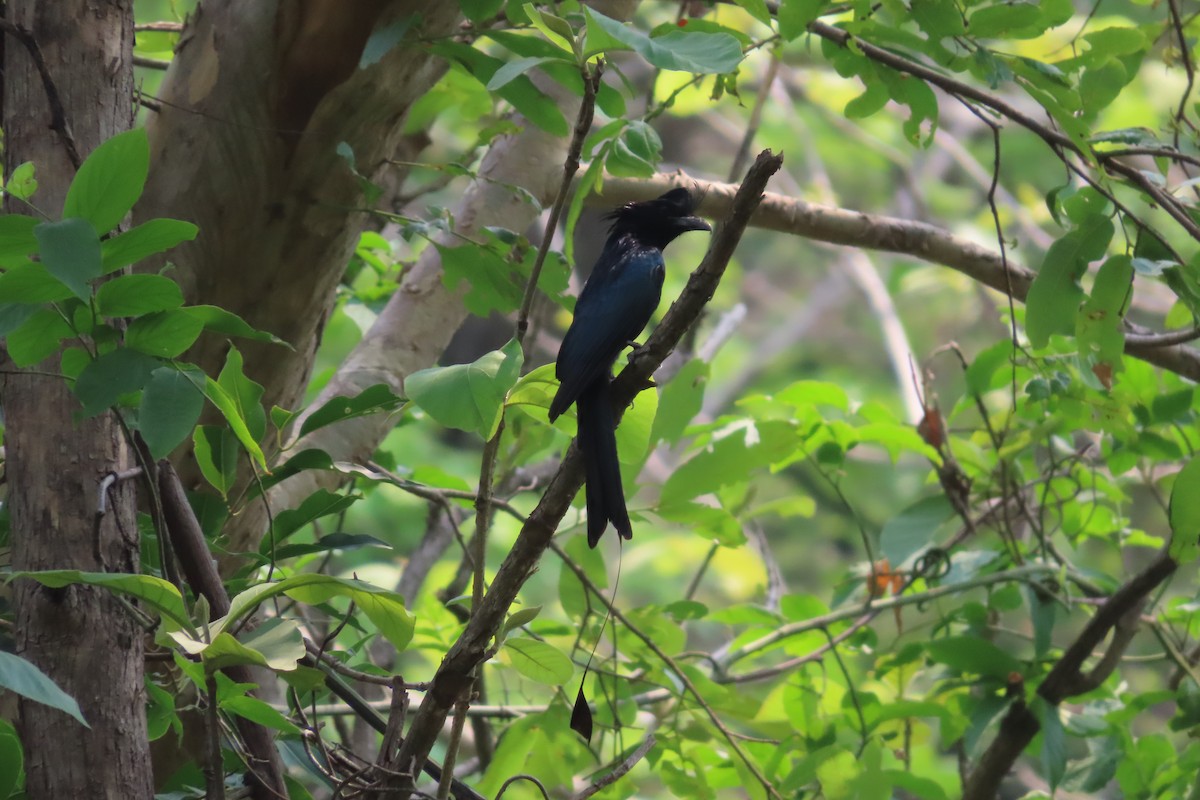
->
205, 672, 225, 800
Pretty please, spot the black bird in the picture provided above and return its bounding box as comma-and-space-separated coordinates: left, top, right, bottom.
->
548, 188, 710, 547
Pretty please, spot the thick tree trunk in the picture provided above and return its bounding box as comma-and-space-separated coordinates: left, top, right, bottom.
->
0, 2, 153, 798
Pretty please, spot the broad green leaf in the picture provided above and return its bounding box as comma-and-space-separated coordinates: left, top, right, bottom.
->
507, 362, 558, 415
10, 570, 192, 633
203, 376, 267, 468
0, 213, 38, 266
777, 0, 823, 39
0, 262, 76, 304
880, 495, 956, 567
662, 420, 795, 505
251, 448, 335, 496
406, 338, 524, 438
967, 2, 1043, 38
0, 651, 88, 727
1035, 697, 1067, 791
126, 309, 204, 358
271, 532, 391, 562
218, 346, 267, 442
0, 719, 23, 797
912, 0, 965, 38
583, 8, 743, 73
221, 694, 301, 734
1026, 215, 1114, 348
34, 218, 102, 301
5, 161, 37, 200
0, 303, 38, 338
430, 42, 568, 136
504, 637, 573, 684
140, 366, 206, 459
193, 425, 240, 497
1076, 254, 1132, 387
271, 488, 361, 544
657, 501, 745, 546
733, 0, 772, 26
95, 274, 184, 316
460, 0, 505, 24
298, 383, 404, 438
73, 347, 160, 416
217, 574, 415, 652
651, 358, 708, 445
218, 618, 304, 672
5, 307, 73, 366
438, 240, 525, 317
777, 379, 850, 411
63, 128, 149, 235
100, 218, 198, 273
488, 56, 556, 91
181, 305, 289, 345
1169, 457, 1200, 563
926, 635, 1022, 679
503, 605, 544, 635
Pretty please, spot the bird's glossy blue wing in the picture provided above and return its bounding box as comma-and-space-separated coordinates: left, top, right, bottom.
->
549, 245, 664, 420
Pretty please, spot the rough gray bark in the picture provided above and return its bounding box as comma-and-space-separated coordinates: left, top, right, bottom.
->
0, 1, 154, 798
137, 0, 461, 493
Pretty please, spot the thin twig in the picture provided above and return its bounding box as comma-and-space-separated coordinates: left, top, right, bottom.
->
571, 735, 656, 799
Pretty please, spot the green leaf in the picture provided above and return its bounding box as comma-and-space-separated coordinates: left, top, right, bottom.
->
0, 651, 88, 728
0, 303, 38, 338
1169, 457, 1200, 563
406, 338, 524, 438
271, 488, 361, 544
223, 619, 305, 673
651, 358, 708, 445
216, 574, 414, 652
583, 8, 743, 74
34, 218, 103, 301
1035, 697, 1067, 791
140, 366, 206, 459
911, 0, 966, 38
504, 637, 573, 684
488, 56, 557, 91
438, 240, 524, 317
73, 347, 161, 416
126, 309, 204, 357
777, 0, 823, 39
662, 420, 795, 505
503, 605, 544, 635
218, 346, 267, 442
95, 274, 184, 316
180, 305, 289, 345
298, 384, 404, 438
193, 425, 240, 497
221, 694, 301, 734
63, 129, 149, 235
880, 495, 955, 567
1076, 254, 1132, 386
0, 719, 24, 797
10, 570, 192, 634
430, 42, 568, 136
0, 213, 39, 266
203, 376, 267, 469
100, 218, 198, 273
5, 161, 37, 200
0, 262, 76, 304
460, 0, 505, 24
733, 0, 772, 26
926, 635, 1022, 679
1026, 215, 1114, 348
657, 501, 745, 546
5, 307, 73, 367
967, 2, 1044, 38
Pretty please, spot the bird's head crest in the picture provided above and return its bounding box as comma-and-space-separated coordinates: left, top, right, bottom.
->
605, 188, 710, 250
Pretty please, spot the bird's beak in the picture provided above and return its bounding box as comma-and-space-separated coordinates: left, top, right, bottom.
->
680, 216, 711, 233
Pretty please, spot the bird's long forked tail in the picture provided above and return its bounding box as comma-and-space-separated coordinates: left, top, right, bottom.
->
575, 378, 632, 547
